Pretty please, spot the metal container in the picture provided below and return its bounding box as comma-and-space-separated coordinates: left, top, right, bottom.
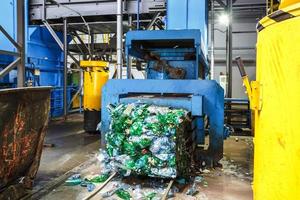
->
255, 3, 300, 200
0, 87, 51, 192
80, 60, 109, 132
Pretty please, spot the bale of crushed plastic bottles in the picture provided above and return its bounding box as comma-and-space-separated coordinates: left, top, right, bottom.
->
103, 103, 193, 178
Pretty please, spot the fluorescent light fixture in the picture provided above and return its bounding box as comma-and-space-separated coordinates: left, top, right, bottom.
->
218, 13, 230, 26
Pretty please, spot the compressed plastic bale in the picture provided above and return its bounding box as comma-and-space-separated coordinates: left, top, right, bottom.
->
105, 103, 193, 178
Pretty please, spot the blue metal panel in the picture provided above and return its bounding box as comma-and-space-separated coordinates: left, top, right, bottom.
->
167, 0, 188, 29
187, 0, 208, 50
166, 0, 208, 57
191, 95, 203, 116
126, 30, 202, 50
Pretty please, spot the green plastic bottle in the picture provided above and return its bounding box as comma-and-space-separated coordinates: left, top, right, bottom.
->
116, 188, 131, 200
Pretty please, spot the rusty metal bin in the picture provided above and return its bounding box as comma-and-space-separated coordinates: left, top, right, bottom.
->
0, 87, 51, 195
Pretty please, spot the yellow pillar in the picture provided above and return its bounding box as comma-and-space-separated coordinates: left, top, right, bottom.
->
80, 60, 109, 132
254, 4, 300, 200
279, 0, 300, 9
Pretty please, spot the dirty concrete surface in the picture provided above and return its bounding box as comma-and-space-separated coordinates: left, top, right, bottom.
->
33, 113, 100, 190
33, 116, 253, 200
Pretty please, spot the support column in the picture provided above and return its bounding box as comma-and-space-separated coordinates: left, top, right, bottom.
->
63, 18, 68, 118
137, 0, 140, 30
17, 0, 25, 87
210, 0, 215, 80
91, 30, 94, 57
226, 0, 233, 98
127, 14, 133, 79
117, 0, 123, 79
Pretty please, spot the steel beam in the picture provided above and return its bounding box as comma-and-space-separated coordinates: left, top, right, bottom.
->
40, 19, 152, 27
63, 18, 68, 117
146, 12, 161, 30
0, 50, 20, 57
17, 0, 25, 87
0, 58, 21, 79
72, 39, 85, 56
30, 0, 165, 21
69, 53, 80, 66
72, 31, 91, 57
215, 0, 226, 8
43, 20, 64, 50
43, 21, 80, 67
0, 26, 21, 51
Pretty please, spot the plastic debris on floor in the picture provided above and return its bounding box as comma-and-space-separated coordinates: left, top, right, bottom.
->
65, 173, 110, 192
101, 103, 193, 178
98, 178, 166, 200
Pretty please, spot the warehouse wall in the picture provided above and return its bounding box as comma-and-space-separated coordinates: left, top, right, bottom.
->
209, 8, 263, 98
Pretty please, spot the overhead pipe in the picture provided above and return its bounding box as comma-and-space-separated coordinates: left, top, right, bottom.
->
117, 0, 123, 79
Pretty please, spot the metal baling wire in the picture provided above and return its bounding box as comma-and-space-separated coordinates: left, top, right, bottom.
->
48, 0, 92, 58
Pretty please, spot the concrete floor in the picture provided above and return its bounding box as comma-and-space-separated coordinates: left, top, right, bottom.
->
33, 114, 253, 200
34, 113, 100, 190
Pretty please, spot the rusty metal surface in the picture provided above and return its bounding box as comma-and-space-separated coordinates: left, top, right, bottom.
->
0, 87, 51, 191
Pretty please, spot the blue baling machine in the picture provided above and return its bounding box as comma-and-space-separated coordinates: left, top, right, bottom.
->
101, 0, 225, 165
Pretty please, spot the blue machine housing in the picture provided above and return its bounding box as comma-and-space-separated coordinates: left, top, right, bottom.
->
26, 26, 65, 87
0, 0, 72, 118
0, 0, 18, 85
101, 0, 225, 165
0, 0, 64, 88
125, 29, 208, 79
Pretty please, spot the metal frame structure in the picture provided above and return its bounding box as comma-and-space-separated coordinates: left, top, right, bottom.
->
224, 98, 252, 135
42, 18, 80, 117
26, 0, 266, 121
29, 0, 165, 21
28, 0, 168, 117
0, 0, 25, 87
